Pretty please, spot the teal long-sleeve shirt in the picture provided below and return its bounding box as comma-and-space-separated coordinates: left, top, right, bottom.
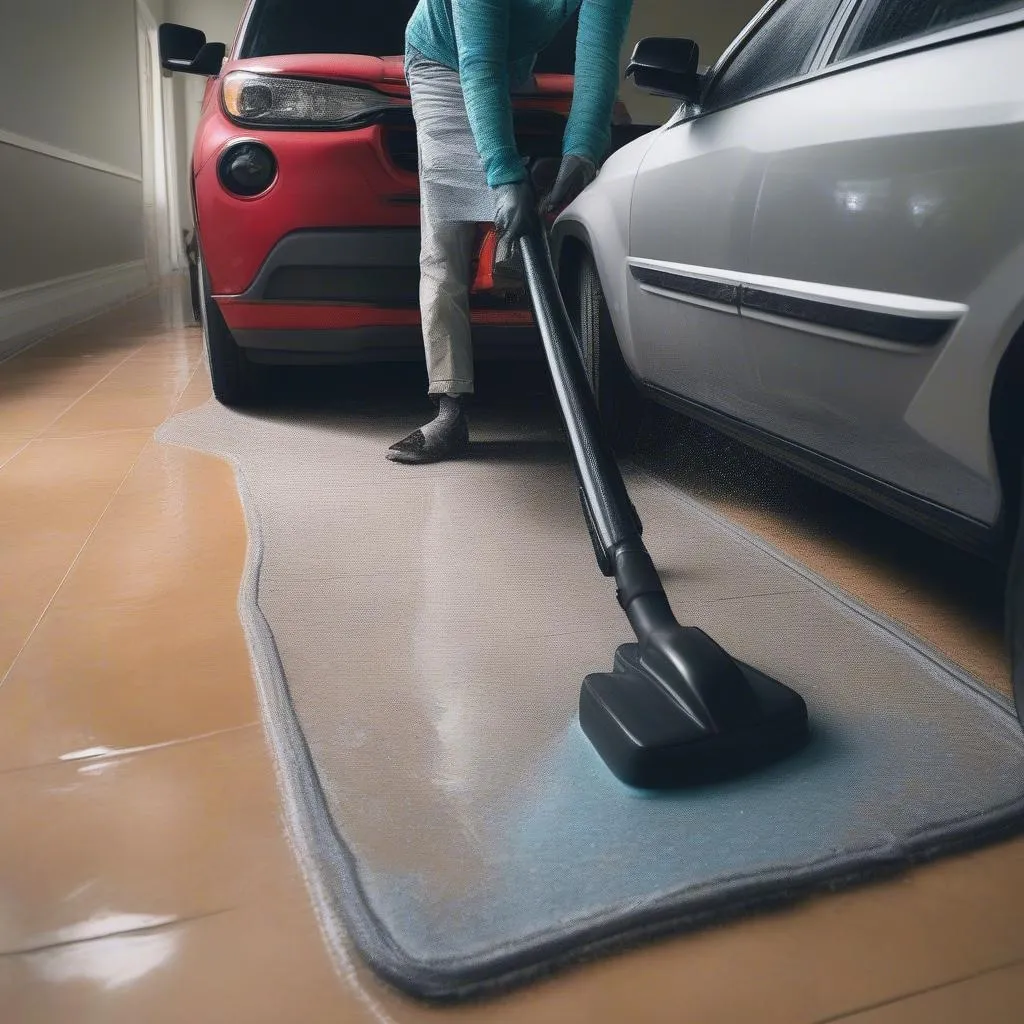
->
406, 0, 634, 188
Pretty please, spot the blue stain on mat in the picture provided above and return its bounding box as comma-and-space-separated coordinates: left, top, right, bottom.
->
356, 704, 1002, 964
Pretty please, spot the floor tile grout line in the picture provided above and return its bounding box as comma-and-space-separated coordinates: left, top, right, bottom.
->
0, 347, 206, 688
0, 285, 199, 444
167, 353, 210, 418
814, 954, 1024, 1023
0, 323, 198, 455
0, 437, 33, 472
169, 358, 204, 418
27, 339, 153, 439
0, 436, 155, 689
0, 721, 261, 778
1, 907, 235, 959
30, 426, 162, 441
2, 456, 146, 682
18, 318, 202, 441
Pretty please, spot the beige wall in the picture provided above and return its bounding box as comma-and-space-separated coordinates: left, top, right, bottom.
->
0, 0, 150, 292
168, 0, 246, 50
620, 0, 767, 123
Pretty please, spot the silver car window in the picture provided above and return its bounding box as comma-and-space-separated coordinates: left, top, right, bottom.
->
704, 0, 846, 112
837, 0, 1024, 59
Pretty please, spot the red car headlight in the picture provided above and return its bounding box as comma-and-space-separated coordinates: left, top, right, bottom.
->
222, 71, 405, 130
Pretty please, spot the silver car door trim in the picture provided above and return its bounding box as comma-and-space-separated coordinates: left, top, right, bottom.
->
628, 257, 967, 318
704, 0, 782, 87
628, 257, 966, 348
807, 0, 863, 72
628, 262, 741, 313
632, 283, 740, 316
739, 309, 951, 353
798, 0, 853, 75
740, 293, 956, 348
628, 259, 740, 289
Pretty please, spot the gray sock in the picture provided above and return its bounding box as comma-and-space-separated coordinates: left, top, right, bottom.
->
419, 394, 464, 445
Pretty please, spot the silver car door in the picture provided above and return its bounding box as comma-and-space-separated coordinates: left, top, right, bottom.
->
627, 0, 846, 422
739, 2, 1024, 526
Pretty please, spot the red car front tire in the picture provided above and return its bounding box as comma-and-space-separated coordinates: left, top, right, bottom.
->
199, 258, 265, 408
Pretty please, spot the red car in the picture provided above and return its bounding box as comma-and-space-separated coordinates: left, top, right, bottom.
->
159, 1, 637, 406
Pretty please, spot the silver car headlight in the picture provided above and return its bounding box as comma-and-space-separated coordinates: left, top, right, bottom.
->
222, 71, 403, 129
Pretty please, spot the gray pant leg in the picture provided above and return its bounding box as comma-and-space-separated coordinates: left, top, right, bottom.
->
419, 198, 476, 397
407, 51, 489, 398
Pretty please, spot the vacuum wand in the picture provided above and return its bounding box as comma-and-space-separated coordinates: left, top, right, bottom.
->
518, 228, 809, 788
517, 233, 670, 630
517, 233, 639, 560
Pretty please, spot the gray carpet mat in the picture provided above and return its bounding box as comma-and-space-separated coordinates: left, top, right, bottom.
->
158, 397, 1024, 1002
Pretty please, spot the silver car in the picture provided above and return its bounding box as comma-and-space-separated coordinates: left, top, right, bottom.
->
551, 0, 1024, 717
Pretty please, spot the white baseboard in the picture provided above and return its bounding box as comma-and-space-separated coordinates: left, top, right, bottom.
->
0, 260, 152, 360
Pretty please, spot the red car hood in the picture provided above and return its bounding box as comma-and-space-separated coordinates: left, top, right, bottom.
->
227, 54, 575, 100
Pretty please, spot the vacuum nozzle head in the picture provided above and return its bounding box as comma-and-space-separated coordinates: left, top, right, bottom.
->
580, 640, 809, 789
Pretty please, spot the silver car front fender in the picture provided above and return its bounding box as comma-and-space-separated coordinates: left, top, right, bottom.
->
551, 127, 662, 378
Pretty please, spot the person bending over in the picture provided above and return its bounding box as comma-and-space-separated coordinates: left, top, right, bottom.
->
387, 0, 634, 464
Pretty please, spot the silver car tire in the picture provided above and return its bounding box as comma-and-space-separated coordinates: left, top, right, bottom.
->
578, 253, 643, 453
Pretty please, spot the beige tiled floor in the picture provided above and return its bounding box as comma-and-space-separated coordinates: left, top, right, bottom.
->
1, 282, 1022, 1022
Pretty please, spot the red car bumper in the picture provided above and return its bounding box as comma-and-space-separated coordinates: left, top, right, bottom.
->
191, 58, 581, 362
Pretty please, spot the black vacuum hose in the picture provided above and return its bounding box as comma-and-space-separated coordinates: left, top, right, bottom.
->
519, 231, 641, 561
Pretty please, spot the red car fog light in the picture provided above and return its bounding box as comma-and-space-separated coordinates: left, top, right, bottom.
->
218, 141, 277, 198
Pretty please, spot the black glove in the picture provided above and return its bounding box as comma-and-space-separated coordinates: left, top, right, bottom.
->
539, 154, 597, 214
492, 179, 539, 241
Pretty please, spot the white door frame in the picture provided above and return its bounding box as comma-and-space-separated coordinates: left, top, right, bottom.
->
136, 0, 184, 278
